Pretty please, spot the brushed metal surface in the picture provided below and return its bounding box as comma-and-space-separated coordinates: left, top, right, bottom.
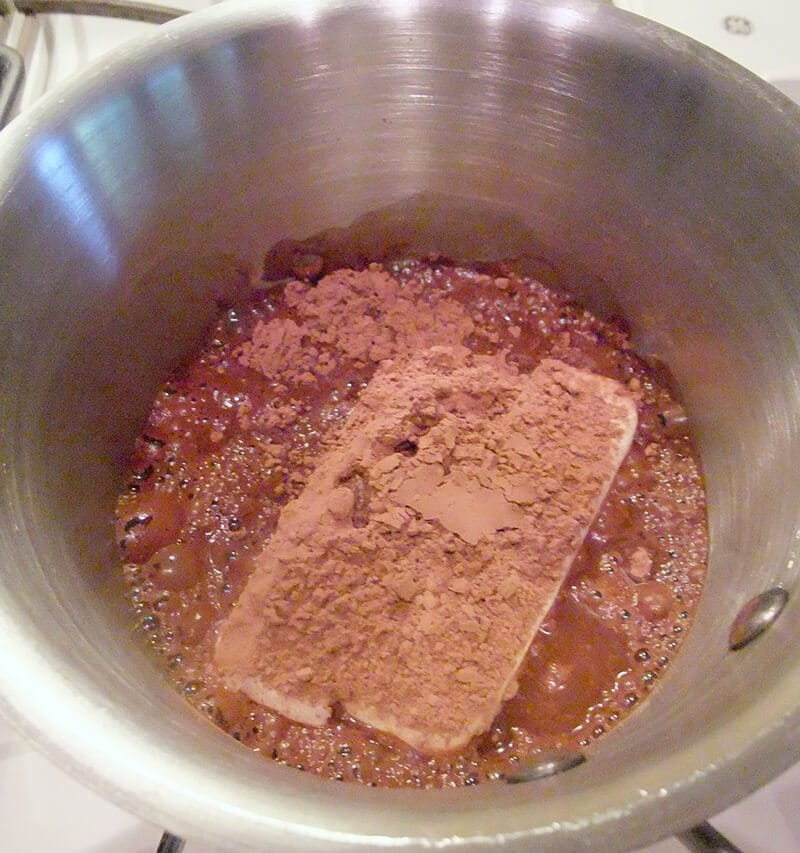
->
0, 0, 799, 850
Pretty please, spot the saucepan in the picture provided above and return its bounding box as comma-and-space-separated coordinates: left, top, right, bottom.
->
1, 0, 799, 849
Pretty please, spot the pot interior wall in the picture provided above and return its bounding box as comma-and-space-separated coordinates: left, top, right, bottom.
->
1, 2, 800, 850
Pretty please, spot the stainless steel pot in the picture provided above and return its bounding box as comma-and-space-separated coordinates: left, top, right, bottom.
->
1, 1, 799, 849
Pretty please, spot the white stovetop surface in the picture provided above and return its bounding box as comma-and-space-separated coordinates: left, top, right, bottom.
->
2, 0, 799, 850
615, 0, 800, 102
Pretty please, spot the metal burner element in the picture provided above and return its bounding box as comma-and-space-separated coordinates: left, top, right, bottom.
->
0, 45, 23, 125
3, 0, 184, 23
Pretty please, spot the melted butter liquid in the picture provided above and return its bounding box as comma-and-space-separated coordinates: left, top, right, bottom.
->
117, 261, 708, 788
506, 597, 631, 741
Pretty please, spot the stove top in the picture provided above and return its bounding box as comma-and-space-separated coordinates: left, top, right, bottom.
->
1, 1, 799, 851
615, 0, 800, 104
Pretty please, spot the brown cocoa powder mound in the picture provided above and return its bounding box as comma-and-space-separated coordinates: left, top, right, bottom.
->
236, 264, 475, 387
214, 347, 637, 753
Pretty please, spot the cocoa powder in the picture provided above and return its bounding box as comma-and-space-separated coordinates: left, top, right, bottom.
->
238, 264, 475, 387
215, 347, 636, 752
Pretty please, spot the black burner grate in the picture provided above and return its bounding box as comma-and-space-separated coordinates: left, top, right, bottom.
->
0, 44, 23, 126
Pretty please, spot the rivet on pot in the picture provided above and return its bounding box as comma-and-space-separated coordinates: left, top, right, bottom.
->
729, 588, 789, 651
503, 750, 585, 784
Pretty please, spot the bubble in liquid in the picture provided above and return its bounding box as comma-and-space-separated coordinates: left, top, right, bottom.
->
140, 614, 159, 632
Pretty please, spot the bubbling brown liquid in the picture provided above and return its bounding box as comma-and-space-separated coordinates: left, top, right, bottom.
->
116, 260, 707, 788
